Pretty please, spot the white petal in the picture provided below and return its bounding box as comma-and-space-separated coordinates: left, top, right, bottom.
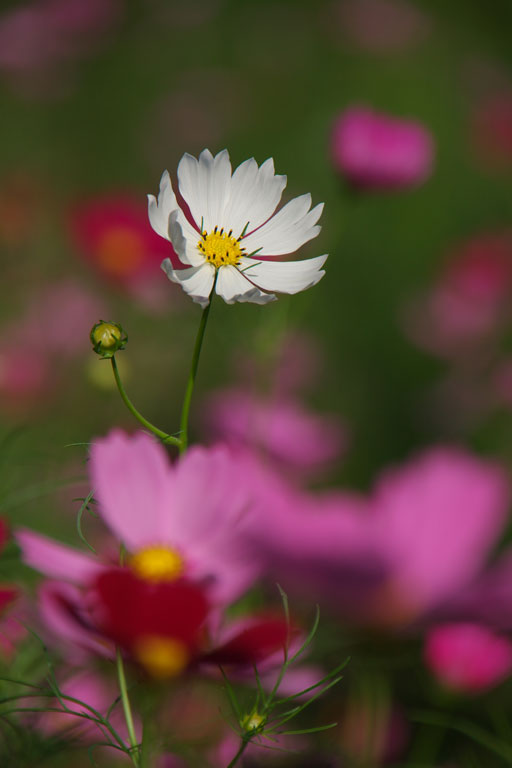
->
238, 254, 327, 294
242, 194, 324, 256
168, 210, 204, 267
147, 170, 179, 240
161, 260, 215, 307
222, 157, 287, 238
177, 149, 232, 233
215, 264, 276, 305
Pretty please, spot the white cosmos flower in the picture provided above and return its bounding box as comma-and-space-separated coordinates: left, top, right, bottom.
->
148, 149, 327, 307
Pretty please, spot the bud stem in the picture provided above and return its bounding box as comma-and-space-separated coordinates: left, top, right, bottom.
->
110, 356, 181, 448
116, 646, 140, 767
179, 293, 214, 454
226, 736, 250, 768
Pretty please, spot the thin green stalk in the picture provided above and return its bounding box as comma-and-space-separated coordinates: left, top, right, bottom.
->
179, 296, 213, 454
110, 356, 180, 448
116, 647, 140, 767
226, 736, 250, 768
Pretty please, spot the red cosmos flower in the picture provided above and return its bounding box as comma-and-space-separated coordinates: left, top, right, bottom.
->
93, 569, 210, 678
56, 567, 290, 679
70, 195, 182, 289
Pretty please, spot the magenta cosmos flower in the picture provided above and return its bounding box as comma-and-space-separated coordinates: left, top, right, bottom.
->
248, 448, 510, 629
18, 430, 260, 607
424, 623, 512, 693
331, 106, 434, 190
148, 149, 327, 306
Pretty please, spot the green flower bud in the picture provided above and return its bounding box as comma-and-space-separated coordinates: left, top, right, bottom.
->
241, 711, 266, 734
90, 321, 127, 359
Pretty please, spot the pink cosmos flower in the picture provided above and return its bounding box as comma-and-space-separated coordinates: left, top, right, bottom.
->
367, 449, 509, 625
0, 279, 107, 412
204, 389, 345, 476
10, 279, 107, 359
0, 346, 51, 409
70, 195, 182, 309
18, 430, 260, 610
0, 0, 121, 97
405, 232, 512, 356
331, 106, 435, 190
249, 448, 510, 630
424, 623, 512, 693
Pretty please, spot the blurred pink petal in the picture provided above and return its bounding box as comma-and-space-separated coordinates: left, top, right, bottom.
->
17, 279, 107, 358
39, 669, 141, 744
247, 469, 388, 611
0, 0, 121, 72
38, 581, 109, 659
331, 106, 435, 190
90, 430, 173, 552
424, 623, 512, 692
0, 346, 51, 407
437, 549, 512, 630
16, 529, 102, 583
405, 232, 512, 356
371, 449, 509, 616
205, 389, 345, 476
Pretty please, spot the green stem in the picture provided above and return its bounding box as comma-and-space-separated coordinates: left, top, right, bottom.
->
110, 356, 180, 448
179, 296, 213, 454
226, 736, 250, 768
116, 646, 140, 767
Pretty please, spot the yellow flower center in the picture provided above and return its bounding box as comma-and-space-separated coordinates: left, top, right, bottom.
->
197, 227, 245, 268
134, 635, 189, 679
130, 546, 184, 583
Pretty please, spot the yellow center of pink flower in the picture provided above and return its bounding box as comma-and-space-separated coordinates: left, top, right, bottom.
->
97, 227, 145, 276
130, 546, 184, 582
134, 635, 189, 678
197, 227, 244, 268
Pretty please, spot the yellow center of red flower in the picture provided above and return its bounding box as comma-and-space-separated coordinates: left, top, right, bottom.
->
96, 227, 145, 277
134, 635, 189, 678
130, 546, 184, 582
197, 227, 244, 268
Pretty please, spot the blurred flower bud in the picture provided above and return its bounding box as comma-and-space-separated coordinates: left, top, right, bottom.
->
424, 623, 512, 693
90, 320, 127, 358
241, 711, 266, 734
331, 105, 435, 190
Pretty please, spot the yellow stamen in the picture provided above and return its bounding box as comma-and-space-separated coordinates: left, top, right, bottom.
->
134, 635, 189, 678
130, 546, 183, 583
198, 228, 244, 268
